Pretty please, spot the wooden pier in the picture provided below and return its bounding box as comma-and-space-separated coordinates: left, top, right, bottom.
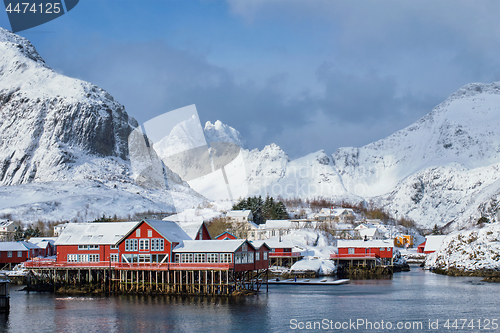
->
25, 261, 268, 296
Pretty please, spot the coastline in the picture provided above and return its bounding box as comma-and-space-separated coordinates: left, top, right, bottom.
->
431, 267, 500, 282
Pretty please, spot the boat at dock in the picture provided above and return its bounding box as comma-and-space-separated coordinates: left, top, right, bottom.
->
267, 278, 349, 285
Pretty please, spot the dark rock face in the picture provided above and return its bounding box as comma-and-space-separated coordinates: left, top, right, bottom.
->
0, 27, 137, 185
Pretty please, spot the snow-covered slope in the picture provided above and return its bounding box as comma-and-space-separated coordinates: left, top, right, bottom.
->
334, 82, 500, 229
425, 222, 500, 271
0, 27, 205, 221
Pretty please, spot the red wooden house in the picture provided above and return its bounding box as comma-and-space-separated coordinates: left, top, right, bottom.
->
115, 219, 192, 264
172, 239, 269, 271
333, 239, 394, 266
32, 237, 58, 257
20, 241, 45, 259
423, 235, 446, 254
55, 222, 139, 264
264, 239, 302, 267
249, 240, 272, 270
0, 242, 29, 266
215, 231, 237, 240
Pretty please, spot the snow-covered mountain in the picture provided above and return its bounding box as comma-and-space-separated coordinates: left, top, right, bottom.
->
334, 82, 500, 230
180, 82, 500, 230
0, 27, 205, 221
204, 120, 247, 149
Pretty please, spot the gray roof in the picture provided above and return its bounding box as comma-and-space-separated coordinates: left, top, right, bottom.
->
19, 241, 41, 249
143, 219, 192, 243
28, 237, 57, 246
0, 242, 28, 251
55, 222, 139, 245
173, 239, 251, 253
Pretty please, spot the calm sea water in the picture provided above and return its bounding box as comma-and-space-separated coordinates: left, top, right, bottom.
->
1, 267, 499, 332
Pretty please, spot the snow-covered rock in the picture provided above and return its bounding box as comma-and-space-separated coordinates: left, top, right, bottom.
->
204, 120, 247, 149
425, 222, 500, 271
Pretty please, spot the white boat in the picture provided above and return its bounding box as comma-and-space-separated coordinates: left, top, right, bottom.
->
267, 278, 350, 285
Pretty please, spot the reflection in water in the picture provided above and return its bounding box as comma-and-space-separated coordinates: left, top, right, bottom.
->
2, 268, 500, 332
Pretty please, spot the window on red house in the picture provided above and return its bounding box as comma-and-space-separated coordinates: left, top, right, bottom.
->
139, 239, 149, 250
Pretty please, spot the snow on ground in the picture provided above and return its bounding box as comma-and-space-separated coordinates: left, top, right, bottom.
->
277, 228, 337, 258
164, 207, 223, 222
425, 222, 500, 271
291, 257, 336, 275
0, 180, 207, 222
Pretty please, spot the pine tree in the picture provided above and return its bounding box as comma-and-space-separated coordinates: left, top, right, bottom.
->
14, 226, 25, 241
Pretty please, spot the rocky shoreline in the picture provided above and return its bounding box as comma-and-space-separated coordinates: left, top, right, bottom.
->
431, 267, 500, 282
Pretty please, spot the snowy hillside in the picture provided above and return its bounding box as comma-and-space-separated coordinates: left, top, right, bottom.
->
425, 222, 500, 271
0, 27, 205, 221
334, 82, 500, 229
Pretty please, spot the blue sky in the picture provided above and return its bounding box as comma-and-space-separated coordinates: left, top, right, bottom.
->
2, 0, 500, 158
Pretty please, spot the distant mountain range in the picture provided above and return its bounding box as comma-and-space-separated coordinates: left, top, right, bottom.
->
1, 27, 500, 230
175, 85, 500, 231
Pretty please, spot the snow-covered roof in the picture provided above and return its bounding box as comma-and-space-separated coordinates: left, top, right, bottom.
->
264, 220, 294, 229
358, 228, 380, 237
263, 239, 295, 249
0, 242, 28, 251
247, 221, 260, 229
28, 237, 57, 246
168, 220, 204, 240
249, 240, 271, 250
337, 239, 394, 248
141, 220, 192, 243
19, 241, 41, 249
0, 220, 15, 227
227, 210, 252, 218
55, 222, 139, 245
336, 223, 354, 230
173, 239, 251, 253
424, 235, 446, 252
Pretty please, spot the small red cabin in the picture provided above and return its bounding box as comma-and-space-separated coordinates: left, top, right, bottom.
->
417, 241, 426, 254
172, 239, 269, 272
0, 242, 29, 265
423, 235, 446, 254
333, 239, 394, 266
215, 231, 237, 240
